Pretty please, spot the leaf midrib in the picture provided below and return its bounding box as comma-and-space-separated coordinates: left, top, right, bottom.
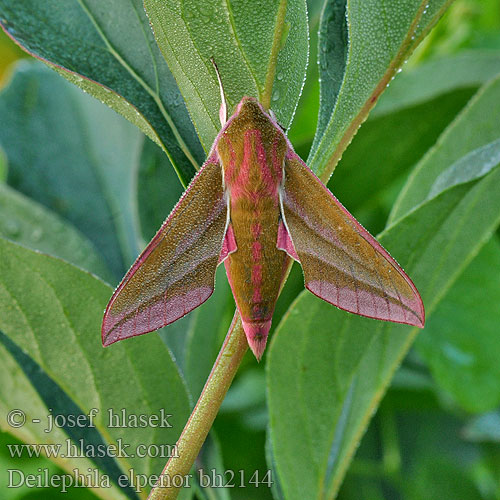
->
0, 249, 147, 498
76, 0, 200, 172
310, 0, 452, 183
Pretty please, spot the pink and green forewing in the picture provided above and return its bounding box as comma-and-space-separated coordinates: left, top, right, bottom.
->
278, 151, 425, 328
101, 157, 228, 346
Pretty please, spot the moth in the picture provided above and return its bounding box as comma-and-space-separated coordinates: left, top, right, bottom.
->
102, 83, 424, 360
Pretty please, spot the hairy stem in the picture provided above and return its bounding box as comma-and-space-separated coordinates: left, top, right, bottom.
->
148, 313, 248, 500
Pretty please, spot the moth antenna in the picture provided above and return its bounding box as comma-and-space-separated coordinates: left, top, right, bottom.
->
211, 57, 227, 126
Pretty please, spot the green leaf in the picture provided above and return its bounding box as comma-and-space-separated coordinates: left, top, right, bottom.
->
0, 0, 202, 185
220, 368, 267, 430
416, 237, 500, 413
267, 75, 500, 500
390, 67, 500, 222
405, 460, 482, 500
268, 169, 500, 500
0, 183, 112, 281
0, 238, 191, 498
339, 397, 484, 500
0, 22, 27, 85
0, 333, 130, 500
330, 51, 500, 223
286, 3, 322, 153
309, 0, 453, 180
137, 139, 184, 243
392, 409, 482, 500
194, 432, 231, 500
428, 138, 500, 198
314, 0, 348, 145
463, 411, 500, 442
0, 62, 142, 278
330, 88, 477, 234
0, 341, 120, 500
372, 51, 500, 117
265, 432, 284, 500
212, 410, 272, 498
0, 146, 6, 181
144, 0, 309, 150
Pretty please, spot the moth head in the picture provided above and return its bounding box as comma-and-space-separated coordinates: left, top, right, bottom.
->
235, 96, 264, 115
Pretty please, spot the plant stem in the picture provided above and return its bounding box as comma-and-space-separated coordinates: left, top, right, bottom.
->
148, 313, 248, 500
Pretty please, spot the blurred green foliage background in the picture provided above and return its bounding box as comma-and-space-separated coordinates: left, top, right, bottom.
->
1, 1, 500, 499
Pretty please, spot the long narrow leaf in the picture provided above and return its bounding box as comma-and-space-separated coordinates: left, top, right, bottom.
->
268, 74, 500, 500
0, 0, 202, 185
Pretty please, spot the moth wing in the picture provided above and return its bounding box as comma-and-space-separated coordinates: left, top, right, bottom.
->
279, 153, 424, 327
102, 158, 229, 346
